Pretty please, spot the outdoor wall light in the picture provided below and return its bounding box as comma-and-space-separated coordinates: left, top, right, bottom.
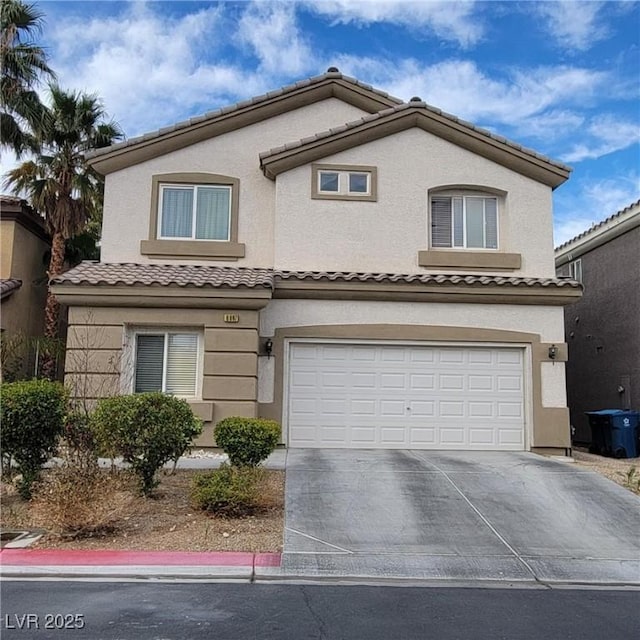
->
264, 338, 273, 358
548, 344, 558, 360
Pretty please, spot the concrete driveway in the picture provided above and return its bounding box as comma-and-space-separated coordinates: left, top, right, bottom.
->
282, 450, 640, 584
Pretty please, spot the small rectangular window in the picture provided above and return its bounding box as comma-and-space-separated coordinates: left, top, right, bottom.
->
134, 331, 199, 397
319, 172, 339, 192
569, 259, 582, 283
312, 164, 377, 201
431, 195, 498, 249
159, 184, 231, 241
348, 173, 369, 194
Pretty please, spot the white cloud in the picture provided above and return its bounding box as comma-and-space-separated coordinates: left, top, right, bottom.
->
553, 172, 640, 245
534, 1, 609, 52
561, 115, 640, 162
237, 3, 314, 75
304, 0, 483, 48
332, 56, 605, 130
46, 3, 271, 137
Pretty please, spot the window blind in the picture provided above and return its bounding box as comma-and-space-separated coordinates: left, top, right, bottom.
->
165, 334, 198, 395
431, 197, 452, 247
134, 335, 164, 392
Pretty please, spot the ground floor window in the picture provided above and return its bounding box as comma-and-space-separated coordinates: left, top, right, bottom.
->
134, 331, 200, 396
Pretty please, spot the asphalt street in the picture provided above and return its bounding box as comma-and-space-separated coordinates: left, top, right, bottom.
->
1, 580, 638, 640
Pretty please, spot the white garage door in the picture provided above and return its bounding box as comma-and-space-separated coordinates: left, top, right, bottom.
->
287, 342, 525, 450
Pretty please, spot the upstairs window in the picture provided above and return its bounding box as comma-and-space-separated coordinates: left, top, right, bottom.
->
312, 164, 377, 201
431, 195, 498, 249
569, 259, 582, 283
134, 331, 200, 397
159, 184, 231, 241
318, 170, 371, 196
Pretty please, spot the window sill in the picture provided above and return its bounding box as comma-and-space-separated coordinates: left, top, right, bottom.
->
418, 250, 522, 270
311, 193, 377, 201
140, 239, 246, 260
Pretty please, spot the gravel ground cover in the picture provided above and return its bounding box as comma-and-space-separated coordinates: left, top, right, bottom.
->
0, 468, 284, 552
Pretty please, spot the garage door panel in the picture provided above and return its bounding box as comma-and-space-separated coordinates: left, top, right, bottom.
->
288, 343, 525, 450
408, 401, 435, 417
439, 401, 465, 417
469, 401, 494, 417
380, 400, 405, 416
468, 349, 493, 364
380, 373, 405, 388
468, 375, 494, 391
410, 427, 437, 444
409, 374, 435, 390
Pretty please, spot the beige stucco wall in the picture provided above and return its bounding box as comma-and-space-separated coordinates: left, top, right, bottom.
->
100, 98, 368, 266
259, 299, 567, 410
274, 128, 555, 276
0, 220, 15, 276
0, 219, 48, 337
65, 306, 261, 446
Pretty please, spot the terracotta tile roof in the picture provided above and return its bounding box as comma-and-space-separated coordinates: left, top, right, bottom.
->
86, 71, 403, 160
52, 262, 275, 289
275, 270, 581, 289
0, 278, 22, 299
52, 263, 581, 291
259, 101, 571, 173
555, 198, 640, 252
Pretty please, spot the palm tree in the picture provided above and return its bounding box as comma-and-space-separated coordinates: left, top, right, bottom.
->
4, 85, 123, 377
1, 0, 54, 156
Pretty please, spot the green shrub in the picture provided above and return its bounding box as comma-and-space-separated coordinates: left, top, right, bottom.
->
91, 392, 203, 495
191, 463, 264, 516
0, 379, 68, 498
214, 417, 280, 467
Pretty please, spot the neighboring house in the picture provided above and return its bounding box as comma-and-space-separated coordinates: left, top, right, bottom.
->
0, 196, 50, 375
51, 69, 581, 453
555, 200, 640, 443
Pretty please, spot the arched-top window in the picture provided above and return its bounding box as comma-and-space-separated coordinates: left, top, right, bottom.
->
430, 186, 505, 250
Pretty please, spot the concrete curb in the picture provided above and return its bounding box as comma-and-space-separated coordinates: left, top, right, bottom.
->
0, 549, 281, 581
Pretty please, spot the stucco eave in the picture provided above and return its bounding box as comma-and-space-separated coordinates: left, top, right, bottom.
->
555, 211, 640, 265
260, 109, 570, 188
51, 285, 273, 309
88, 79, 398, 175
272, 281, 582, 305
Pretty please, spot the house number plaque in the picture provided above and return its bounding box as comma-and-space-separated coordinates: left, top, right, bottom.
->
223, 314, 240, 323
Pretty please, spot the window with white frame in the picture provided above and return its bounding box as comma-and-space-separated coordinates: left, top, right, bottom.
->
312, 164, 377, 200
159, 184, 231, 241
133, 331, 200, 397
318, 170, 370, 195
431, 195, 498, 249
569, 259, 582, 283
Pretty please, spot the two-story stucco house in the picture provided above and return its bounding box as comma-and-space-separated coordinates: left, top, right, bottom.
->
51, 70, 581, 453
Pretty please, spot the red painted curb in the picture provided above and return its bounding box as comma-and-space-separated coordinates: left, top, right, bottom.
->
254, 553, 281, 567
0, 549, 281, 567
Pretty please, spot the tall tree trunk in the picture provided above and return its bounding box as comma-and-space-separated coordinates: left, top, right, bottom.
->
41, 231, 66, 379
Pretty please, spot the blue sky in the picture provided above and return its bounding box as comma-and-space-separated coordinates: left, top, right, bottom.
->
4, 0, 640, 245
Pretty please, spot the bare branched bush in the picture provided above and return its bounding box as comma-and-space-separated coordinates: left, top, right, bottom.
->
30, 465, 135, 538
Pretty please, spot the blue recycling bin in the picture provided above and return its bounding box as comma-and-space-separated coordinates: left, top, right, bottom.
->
585, 410, 639, 458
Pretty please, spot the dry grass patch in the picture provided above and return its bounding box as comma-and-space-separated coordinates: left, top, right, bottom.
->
1, 468, 284, 552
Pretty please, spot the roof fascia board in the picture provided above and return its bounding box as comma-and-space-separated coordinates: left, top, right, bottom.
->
555, 210, 640, 265
89, 79, 399, 175
0, 206, 49, 242
261, 108, 570, 188
50, 285, 272, 309
273, 279, 582, 305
